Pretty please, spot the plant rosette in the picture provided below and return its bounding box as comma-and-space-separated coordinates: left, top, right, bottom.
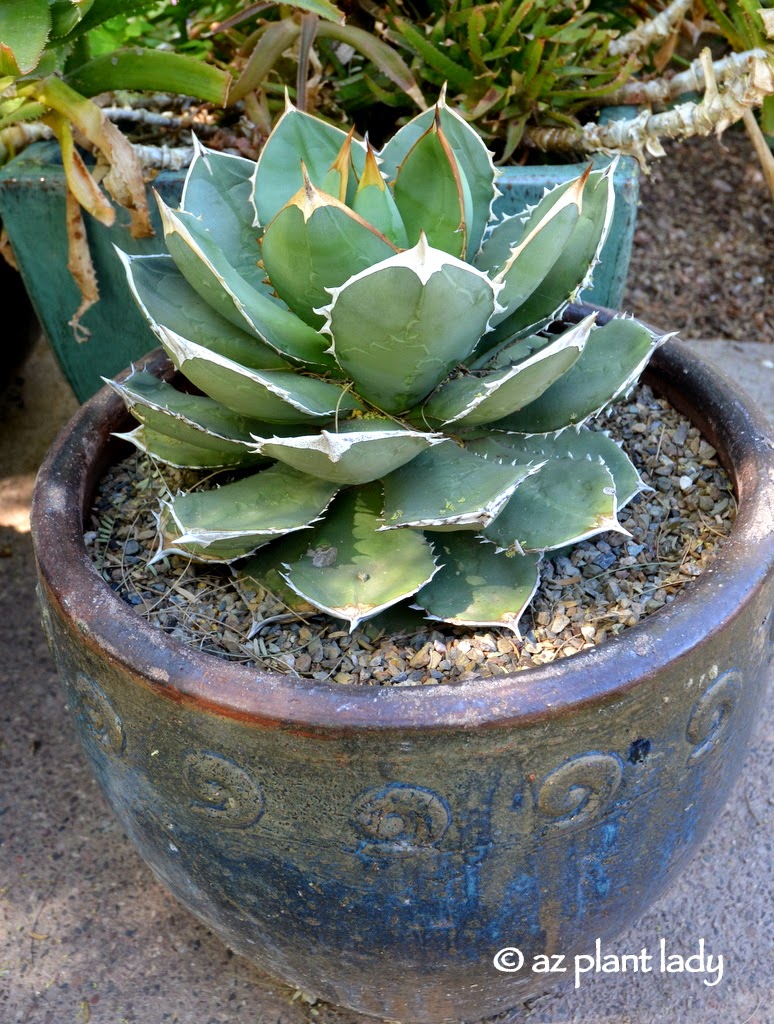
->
0, 110, 638, 402
31, 95, 774, 1021
100, 91, 655, 637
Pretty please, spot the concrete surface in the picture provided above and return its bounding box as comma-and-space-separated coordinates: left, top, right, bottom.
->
0, 335, 771, 1024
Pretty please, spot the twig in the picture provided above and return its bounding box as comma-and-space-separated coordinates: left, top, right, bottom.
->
0, 120, 53, 163
130, 143, 195, 170
741, 106, 774, 204
604, 48, 769, 106
100, 106, 219, 133
524, 49, 774, 167
609, 0, 693, 56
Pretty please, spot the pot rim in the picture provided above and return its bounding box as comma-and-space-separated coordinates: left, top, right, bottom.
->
32, 307, 774, 734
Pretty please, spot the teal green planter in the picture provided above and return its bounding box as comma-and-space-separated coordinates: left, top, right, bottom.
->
0, 141, 183, 401
494, 155, 639, 310
0, 140, 638, 403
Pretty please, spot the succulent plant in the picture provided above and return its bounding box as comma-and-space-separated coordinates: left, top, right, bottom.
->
112, 92, 666, 635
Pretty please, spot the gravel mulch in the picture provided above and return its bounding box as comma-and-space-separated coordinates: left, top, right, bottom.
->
85, 383, 735, 686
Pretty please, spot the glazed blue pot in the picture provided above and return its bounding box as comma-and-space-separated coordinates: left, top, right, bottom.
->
31, 318, 773, 1022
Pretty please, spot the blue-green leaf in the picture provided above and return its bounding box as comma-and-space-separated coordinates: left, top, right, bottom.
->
494, 317, 666, 433
379, 89, 497, 258
158, 463, 340, 563
260, 177, 398, 328
414, 533, 541, 635
250, 419, 442, 484
473, 435, 624, 552
382, 438, 538, 530
118, 253, 290, 371
252, 103, 367, 227
280, 483, 438, 630
181, 140, 265, 289
422, 314, 594, 427
159, 332, 364, 424
391, 114, 468, 257
322, 237, 496, 414
157, 196, 334, 370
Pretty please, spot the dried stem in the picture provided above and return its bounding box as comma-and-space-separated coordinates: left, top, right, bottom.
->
741, 107, 774, 204
99, 106, 219, 134
0, 121, 54, 163
609, 0, 693, 56
604, 48, 769, 106
524, 49, 774, 168
129, 143, 195, 170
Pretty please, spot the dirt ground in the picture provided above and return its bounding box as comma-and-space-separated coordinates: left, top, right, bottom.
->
624, 126, 773, 344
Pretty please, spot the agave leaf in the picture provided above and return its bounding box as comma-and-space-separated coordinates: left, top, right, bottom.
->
320, 125, 355, 202
108, 368, 264, 438
477, 174, 595, 279
235, 532, 319, 621
280, 483, 438, 631
260, 175, 398, 328
157, 196, 334, 370
180, 140, 267, 289
251, 420, 443, 484
381, 439, 539, 531
351, 144, 409, 248
474, 440, 622, 553
158, 464, 340, 563
159, 331, 364, 424
114, 424, 263, 470
414, 533, 540, 636
378, 90, 497, 258
494, 317, 666, 433
106, 369, 289, 468
391, 113, 468, 258
322, 237, 497, 414
473, 214, 524, 280
467, 329, 555, 372
422, 314, 594, 427
252, 103, 367, 228
557, 429, 644, 509
474, 428, 644, 511
490, 165, 616, 340
119, 253, 291, 371
482, 170, 587, 333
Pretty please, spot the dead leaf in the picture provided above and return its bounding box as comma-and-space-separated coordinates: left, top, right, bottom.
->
64, 188, 99, 343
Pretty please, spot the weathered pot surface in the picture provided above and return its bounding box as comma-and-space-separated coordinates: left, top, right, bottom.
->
31, 309, 774, 1023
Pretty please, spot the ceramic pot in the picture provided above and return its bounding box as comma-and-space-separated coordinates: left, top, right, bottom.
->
0, 141, 184, 401
31, 312, 773, 1023
0, 141, 638, 402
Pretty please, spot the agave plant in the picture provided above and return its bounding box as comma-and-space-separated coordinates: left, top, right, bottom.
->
112, 92, 666, 635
